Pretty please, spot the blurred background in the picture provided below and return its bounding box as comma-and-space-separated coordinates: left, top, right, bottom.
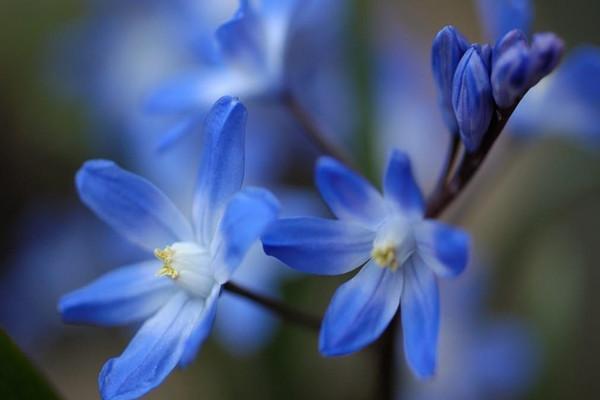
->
0, 0, 599, 399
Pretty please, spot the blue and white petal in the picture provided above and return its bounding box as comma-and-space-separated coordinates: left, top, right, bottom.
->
59, 260, 175, 327
262, 217, 375, 275
383, 150, 425, 219
99, 292, 203, 400
315, 157, 387, 230
415, 221, 470, 278
194, 96, 247, 246
76, 160, 194, 252
319, 260, 404, 356
216, 0, 266, 70
211, 187, 281, 284
179, 286, 221, 367
401, 256, 440, 378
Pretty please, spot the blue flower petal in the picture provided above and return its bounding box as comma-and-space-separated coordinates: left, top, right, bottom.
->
383, 150, 425, 218
401, 256, 440, 378
262, 217, 375, 275
59, 260, 175, 327
145, 74, 208, 114
415, 221, 470, 278
216, 0, 266, 70
211, 187, 280, 283
99, 292, 203, 400
194, 96, 247, 246
179, 286, 220, 367
477, 0, 533, 42
319, 260, 403, 356
315, 157, 386, 230
76, 160, 194, 252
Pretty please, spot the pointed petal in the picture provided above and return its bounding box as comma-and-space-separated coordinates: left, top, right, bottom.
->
415, 221, 470, 278
76, 160, 194, 252
99, 292, 203, 400
193, 97, 247, 245
179, 286, 220, 367
319, 260, 403, 356
401, 257, 440, 378
383, 150, 425, 218
59, 261, 175, 327
216, 0, 266, 69
211, 187, 281, 284
262, 217, 374, 275
315, 157, 386, 230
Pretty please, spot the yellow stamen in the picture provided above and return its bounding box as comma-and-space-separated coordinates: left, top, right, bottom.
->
154, 246, 179, 279
371, 245, 398, 270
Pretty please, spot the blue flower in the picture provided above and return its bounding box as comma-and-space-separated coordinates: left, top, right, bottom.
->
145, 0, 300, 148
58, 97, 280, 400
262, 151, 470, 377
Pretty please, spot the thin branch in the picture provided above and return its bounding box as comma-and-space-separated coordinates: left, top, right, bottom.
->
223, 281, 321, 331
378, 313, 399, 400
425, 104, 518, 218
428, 134, 461, 206
282, 91, 355, 167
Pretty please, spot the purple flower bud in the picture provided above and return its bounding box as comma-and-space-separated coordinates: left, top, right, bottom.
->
432, 26, 470, 134
528, 32, 565, 85
490, 31, 564, 109
493, 29, 528, 64
452, 46, 494, 152
491, 41, 531, 108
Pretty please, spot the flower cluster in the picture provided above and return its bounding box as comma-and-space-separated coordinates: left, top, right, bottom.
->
432, 26, 564, 151
47, 0, 600, 399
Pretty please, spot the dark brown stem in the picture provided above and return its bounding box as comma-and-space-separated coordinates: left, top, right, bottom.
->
429, 134, 461, 205
425, 104, 518, 218
282, 91, 355, 167
378, 313, 399, 400
223, 281, 321, 331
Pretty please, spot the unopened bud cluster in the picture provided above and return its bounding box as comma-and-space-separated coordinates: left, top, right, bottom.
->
432, 26, 564, 152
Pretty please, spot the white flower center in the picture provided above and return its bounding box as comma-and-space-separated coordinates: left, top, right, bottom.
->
371, 215, 416, 271
154, 242, 216, 299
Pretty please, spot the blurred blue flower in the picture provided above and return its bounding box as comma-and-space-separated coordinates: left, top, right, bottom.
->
404, 268, 539, 400
59, 97, 280, 399
476, 0, 533, 42
511, 46, 600, 143
0, 204, 143, 356
145, 0, 355, 153
263, 151, 470, 377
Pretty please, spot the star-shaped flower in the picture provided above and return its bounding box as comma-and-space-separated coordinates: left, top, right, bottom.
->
59, 97, 280, 399
262, 151, 470, 377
